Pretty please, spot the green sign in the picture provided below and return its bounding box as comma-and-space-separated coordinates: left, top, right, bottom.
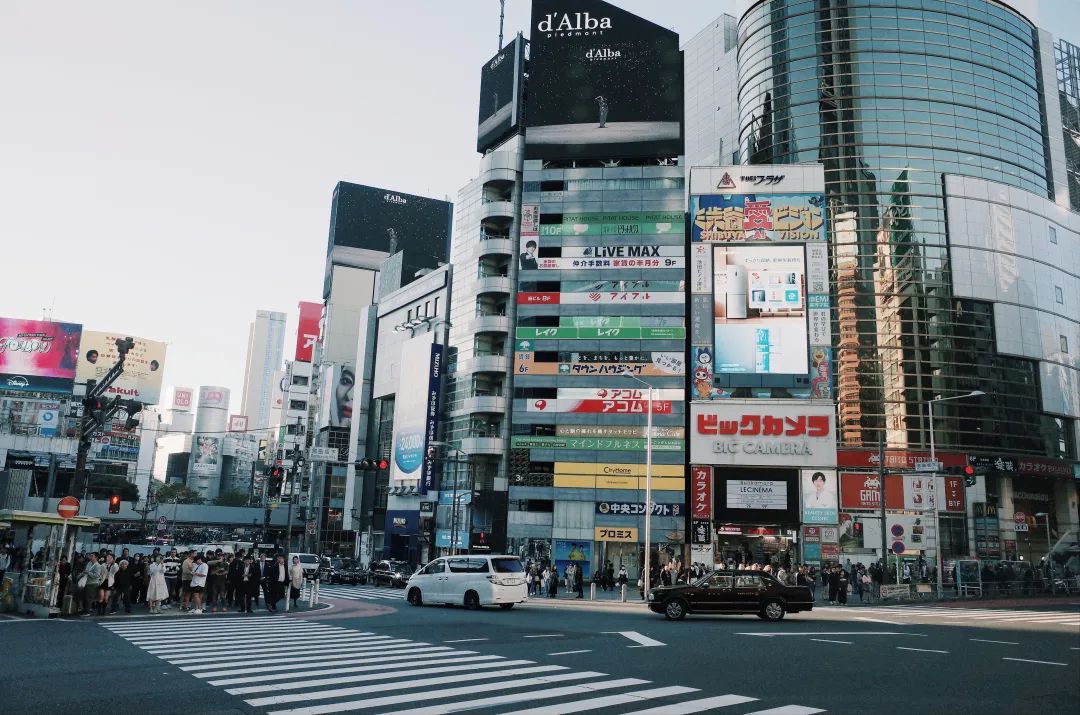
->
516, 327, 686, 340
558, 316, 684, 328
539, 211, 684, 237
511, 436, 685, 452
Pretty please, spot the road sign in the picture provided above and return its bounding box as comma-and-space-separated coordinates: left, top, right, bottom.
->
308, 446, 338, 461
1014, 511, 1029, 532
914, 460, 942, 473
57, 496, 80, 519
306, 520, 316, 535
157, 516, 168, 532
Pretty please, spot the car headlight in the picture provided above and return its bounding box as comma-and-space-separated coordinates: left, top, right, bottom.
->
647, 593, 655, 602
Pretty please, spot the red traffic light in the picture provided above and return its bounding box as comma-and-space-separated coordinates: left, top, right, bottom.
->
962, 465, 975, 477
377, 458, 389, 470
108, 494, 121, 514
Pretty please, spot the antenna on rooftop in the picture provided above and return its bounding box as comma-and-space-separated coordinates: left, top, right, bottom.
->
498, 0, 506, 50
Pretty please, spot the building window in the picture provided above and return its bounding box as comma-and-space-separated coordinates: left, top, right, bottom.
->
407, 309, 412, 321
1055, 286, 1064, 304
1048, 225, 1058, 244
425, 300, 431, 316
433, 297, 440, 315
289, 399, 307, 411
1061, 335, 1070, 354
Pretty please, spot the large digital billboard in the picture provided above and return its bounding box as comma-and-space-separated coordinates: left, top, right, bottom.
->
525, 0, 683, 160
689, 166, 831, 400
0, 318, 81, 394
325, 183, 452, 298
477, 34, 525, 153
76, 331, 167, 404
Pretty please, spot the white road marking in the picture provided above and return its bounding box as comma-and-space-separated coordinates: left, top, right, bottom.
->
810, 638, 852, 644
603, 630, 665, 648
739, 631, 923, 637
1002, 657, 1070, 666
522, 633, 563, 638
744, 707, 826, 715
548, 650, 591, 656
619, 694, 758, 714
190, 648, 464, 678
970, 639, 1020, 645
207, 654, 505, 686
896, 647, 948, 654
443, 637, 489, 643
496, 684, 698, 714
853, 616, 903, 625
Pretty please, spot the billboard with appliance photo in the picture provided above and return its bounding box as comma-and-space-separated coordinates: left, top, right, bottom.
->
0, 317, 82, 393
477, 34, 526, 153
525, 0, 683, 160
76, 331, 167, 404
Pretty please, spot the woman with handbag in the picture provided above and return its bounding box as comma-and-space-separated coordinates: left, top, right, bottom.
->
146, 554, 169, 614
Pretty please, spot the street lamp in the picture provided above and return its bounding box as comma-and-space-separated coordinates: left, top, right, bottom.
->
1035, 512, 1053, 592
621, 370, 655, 598
430, 441, 469, 556
927, 390, 985, 596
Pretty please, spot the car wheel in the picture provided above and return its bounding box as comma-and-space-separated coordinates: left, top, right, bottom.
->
464, 590, 480, 610
407, 588, 423, 607
664, 599, 688, 620
761, 599, 785, 622
499, 603, 514, 610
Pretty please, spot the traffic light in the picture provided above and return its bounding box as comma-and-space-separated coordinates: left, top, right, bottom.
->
358, 458, 389, 471
108, 494, 121, 514
270, 466, 285, 495
115, 336, 135, 356
852, 521, 864, 540
123, 399, 143, 430
948, 463, 987, 487
82, 395, 108, 424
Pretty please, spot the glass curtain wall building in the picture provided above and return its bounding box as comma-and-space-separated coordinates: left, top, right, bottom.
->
738, 0, 1068, 458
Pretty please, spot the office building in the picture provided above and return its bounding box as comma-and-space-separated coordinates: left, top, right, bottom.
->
239, 310, 286, 433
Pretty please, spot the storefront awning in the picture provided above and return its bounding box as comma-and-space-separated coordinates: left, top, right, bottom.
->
0, 509, 100, 528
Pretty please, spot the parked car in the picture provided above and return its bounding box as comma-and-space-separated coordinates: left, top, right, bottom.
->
647, 570, 814, 621
369, 559, 412, 588
290, 552, 321, 579
405, 555, 528, 609
324, 557, 361, 584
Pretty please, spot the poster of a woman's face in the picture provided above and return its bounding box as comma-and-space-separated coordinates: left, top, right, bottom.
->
331, 367, 354, 428
195, 436, 219, 465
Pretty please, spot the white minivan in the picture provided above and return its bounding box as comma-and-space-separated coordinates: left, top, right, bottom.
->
405, 555, 528, 609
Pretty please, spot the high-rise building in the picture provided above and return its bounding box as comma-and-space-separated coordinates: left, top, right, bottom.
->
239, 310, 286, 433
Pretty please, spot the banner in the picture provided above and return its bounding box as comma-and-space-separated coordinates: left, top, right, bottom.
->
596, 501, 683, 517
537, 256, 684, 270
527, 398, 673, 414
76, 331, 167, 404
556, 424, 684, 438
511, 435, 683, 452
562, 245, 683, 258
594, 527, 638, 543
190, 436, 221, 475
691, 466, 712, 520
295, 301, 321, 363
0, 317, 81, 393
691, 402, 837, 467
555, 387, 683, 400
390, 333, 435, 482
516, 326, 685, 340
420, 342, 445, 495
800, 469, 838, 524
518, 291, 684, 305
227, 415, 249, 433
690, 192, 827, 243
515, 351, 684, 377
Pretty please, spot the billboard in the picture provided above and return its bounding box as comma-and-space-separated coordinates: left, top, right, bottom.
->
295, 301, 321, 363
517, 290, 683, 305
710, 244, 808, 375
516, 316, 685, 341
510, 435, 683, 452
514, 350, 683, 377
390, 333, 439, 482
190, 435, 221, 475
76, 331, 167, 404
198, 386, 229, 410
477, 34, 526, 153
800, 468, 839, 524
172, 387, 194, 411
691, 401, 837, 467
0, 318, 81, 393
689, 165, 831, 399
320, 364, 355, 429
325, 183, 452, 297
526, 0, 683, 160
420, 342, 445, 495
227, 415, 249, 433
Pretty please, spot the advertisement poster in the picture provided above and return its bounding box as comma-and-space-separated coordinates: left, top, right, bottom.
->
538, 211, 683, 237
527, 397, 673, 414
691, 466, 712, 519
0, 317, 82, 393
525, 0, 683, 160
76, 331, 167, 404
726, 480, 788, 510
838, 513, 864, 549
420, 343, 445, 495
477, 34, 525, 153
190, 436, 221, 475
227, 415, 248, 433
553, 539, 593, 579
320, 364, 355, 429
515, 350, 684, 377
390, 333, 436, 482
295, 301, 321, 363
690, 193, 827, 244
801, 469, 838, 524
511, 435, 683, 452
802, 526, 821, 563
711, 244, 808, 375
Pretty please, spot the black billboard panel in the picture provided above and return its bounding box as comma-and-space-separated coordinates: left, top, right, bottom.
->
324, 183, 452, 297
525, 0, 683, 160
477, 34, 526, 153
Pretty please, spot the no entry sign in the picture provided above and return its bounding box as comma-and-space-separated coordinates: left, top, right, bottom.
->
57, 496, 80, 519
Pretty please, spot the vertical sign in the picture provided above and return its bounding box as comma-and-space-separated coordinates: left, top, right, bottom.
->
295, 301, 321, 363
691, 466, 712, 519
172, 387, 193, 411
421, 343, 445, 495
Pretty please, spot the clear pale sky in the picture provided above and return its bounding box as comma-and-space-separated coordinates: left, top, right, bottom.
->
1, 1, 1074, 411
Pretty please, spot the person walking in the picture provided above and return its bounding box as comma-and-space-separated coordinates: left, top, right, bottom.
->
860, 569, 872, 602
827, 566, 840, 604
207, 549, 228, 613
146, 555, 168, 614
240, 555, 261, 613
289, 555, 304, 609
189, 554, 208, 614
617, 564, 628, 589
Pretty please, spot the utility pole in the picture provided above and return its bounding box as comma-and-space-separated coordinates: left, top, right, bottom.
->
878, 433, 888, 584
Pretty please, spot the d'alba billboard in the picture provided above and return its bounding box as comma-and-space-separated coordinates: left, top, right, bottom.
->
0, 317, 82, 394
76, 331, 167, 404
526, 0, 683, 160
477, 34, 526, 153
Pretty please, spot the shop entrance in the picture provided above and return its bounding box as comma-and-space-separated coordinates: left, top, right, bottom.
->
715, 527, 796, 568
595, 541, 639, 586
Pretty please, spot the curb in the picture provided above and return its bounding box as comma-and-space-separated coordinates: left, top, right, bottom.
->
523, 598, 648, 610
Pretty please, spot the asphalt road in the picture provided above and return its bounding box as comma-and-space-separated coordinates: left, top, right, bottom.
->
2, 586, 1077, 715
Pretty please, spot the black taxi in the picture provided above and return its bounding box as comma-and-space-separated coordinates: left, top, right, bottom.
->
647, 570, 814, 621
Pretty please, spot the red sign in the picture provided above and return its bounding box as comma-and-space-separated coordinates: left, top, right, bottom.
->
839, 472, 905, 510
696, 412, 829, 438
295, 301, 321, 363
227, 415, 249, 433
0, 317, 82, 392
691, 466, 712, 519
942, 476, 965, 513
530, 399, 673, 414
517, 292, 560, 305
837, 449, 967, 470
1013, 511, 1027, 523
1014, 457, 1073, 478
57, 496, 80, 519
172, 388, 193, 410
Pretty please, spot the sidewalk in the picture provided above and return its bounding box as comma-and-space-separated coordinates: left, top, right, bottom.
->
46, 601, 332, 621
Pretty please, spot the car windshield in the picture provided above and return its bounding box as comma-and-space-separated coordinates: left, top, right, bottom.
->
389, 561, 410, 572
492, 558, 524, 573
298, 555, 318, 564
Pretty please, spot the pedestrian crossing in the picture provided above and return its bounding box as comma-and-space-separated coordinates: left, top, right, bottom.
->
101, 618, 826, 715
309, 584, 406, 602
820, 605, 1080, 627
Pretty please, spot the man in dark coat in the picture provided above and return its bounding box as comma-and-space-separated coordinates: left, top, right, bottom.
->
239, 555, 261, 613
227, 550, 246, 610
265, 554, 289, 612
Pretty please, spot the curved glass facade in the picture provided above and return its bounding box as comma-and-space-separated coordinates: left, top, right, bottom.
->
738, 0, 1065, 456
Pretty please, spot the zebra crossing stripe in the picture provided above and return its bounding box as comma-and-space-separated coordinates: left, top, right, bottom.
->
619, 694, 760, 714
173, 642, 435, 670
185, 647, 462, 678
497, 685, 700, 715
207, 653, 507, 687
371, 677, 653, 715
264, 672, 626, 715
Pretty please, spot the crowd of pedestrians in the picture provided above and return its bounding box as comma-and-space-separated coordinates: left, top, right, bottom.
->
63, 547, 306, 616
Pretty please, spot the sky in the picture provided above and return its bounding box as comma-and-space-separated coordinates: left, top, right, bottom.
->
1, 0, 1075, 412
